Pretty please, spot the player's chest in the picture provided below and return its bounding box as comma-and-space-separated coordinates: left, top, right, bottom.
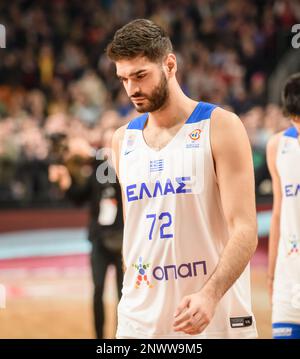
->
142, 126, 182, 151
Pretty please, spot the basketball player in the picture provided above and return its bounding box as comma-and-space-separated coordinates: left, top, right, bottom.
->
107, 19, 258, 338
267, 73, 300, 339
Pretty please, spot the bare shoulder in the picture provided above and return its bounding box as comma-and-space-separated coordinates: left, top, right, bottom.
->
210, 107, 249, 157
266, 131, 284, 155
210, 106, 242, 132
266, 131, 284, 174
112, 123, 128, 145
111, 124, 128, 175
112, 123, 128, 154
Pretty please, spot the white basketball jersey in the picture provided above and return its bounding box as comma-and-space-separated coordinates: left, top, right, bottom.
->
117, 101, 257, 338
273, 126, 300, 323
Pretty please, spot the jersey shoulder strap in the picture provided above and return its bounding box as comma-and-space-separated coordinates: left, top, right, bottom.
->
127, 113, 148, 130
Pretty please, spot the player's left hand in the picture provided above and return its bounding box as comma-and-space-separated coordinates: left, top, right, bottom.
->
173, 289, 218, 335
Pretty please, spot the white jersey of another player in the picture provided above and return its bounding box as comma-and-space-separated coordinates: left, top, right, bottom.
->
273, 126, 300, 324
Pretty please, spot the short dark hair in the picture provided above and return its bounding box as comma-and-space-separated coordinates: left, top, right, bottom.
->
282, 73, 300, 116
106, 19, 173, 62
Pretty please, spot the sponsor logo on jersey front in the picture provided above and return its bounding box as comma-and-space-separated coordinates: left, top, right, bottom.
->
132, 257, 153, 288
124, 149, 135, 155
131, 257, 207, 288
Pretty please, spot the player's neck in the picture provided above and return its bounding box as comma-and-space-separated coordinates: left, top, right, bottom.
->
147, 84, 197, 129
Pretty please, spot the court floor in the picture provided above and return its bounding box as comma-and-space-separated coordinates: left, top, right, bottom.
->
0, 253, 271, 339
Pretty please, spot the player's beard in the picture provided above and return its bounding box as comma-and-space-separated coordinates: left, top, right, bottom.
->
131, 71, 169, 113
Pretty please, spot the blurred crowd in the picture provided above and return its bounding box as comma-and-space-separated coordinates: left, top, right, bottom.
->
0, 0, 299, 206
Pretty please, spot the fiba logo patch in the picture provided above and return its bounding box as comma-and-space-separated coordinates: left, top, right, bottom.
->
186, 129, 202, 148
132, 256, 153, 288
189, 129, 201, 141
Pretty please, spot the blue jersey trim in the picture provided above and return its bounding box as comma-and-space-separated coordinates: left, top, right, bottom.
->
127, 113, 148, 130
284, 126, 299, 138
127, 101, 217, 130
186, 101, 217, 124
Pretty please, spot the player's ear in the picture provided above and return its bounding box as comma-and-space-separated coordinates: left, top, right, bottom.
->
164, 53, 177, 76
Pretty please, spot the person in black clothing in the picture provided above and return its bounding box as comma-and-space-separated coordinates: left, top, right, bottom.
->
49, 134, 123, 339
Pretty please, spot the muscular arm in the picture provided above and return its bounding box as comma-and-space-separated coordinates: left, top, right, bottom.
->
112, 124, 127, 272
174, 108, 258, 334
266, 133, 282, 301
202, 108, 258, 300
